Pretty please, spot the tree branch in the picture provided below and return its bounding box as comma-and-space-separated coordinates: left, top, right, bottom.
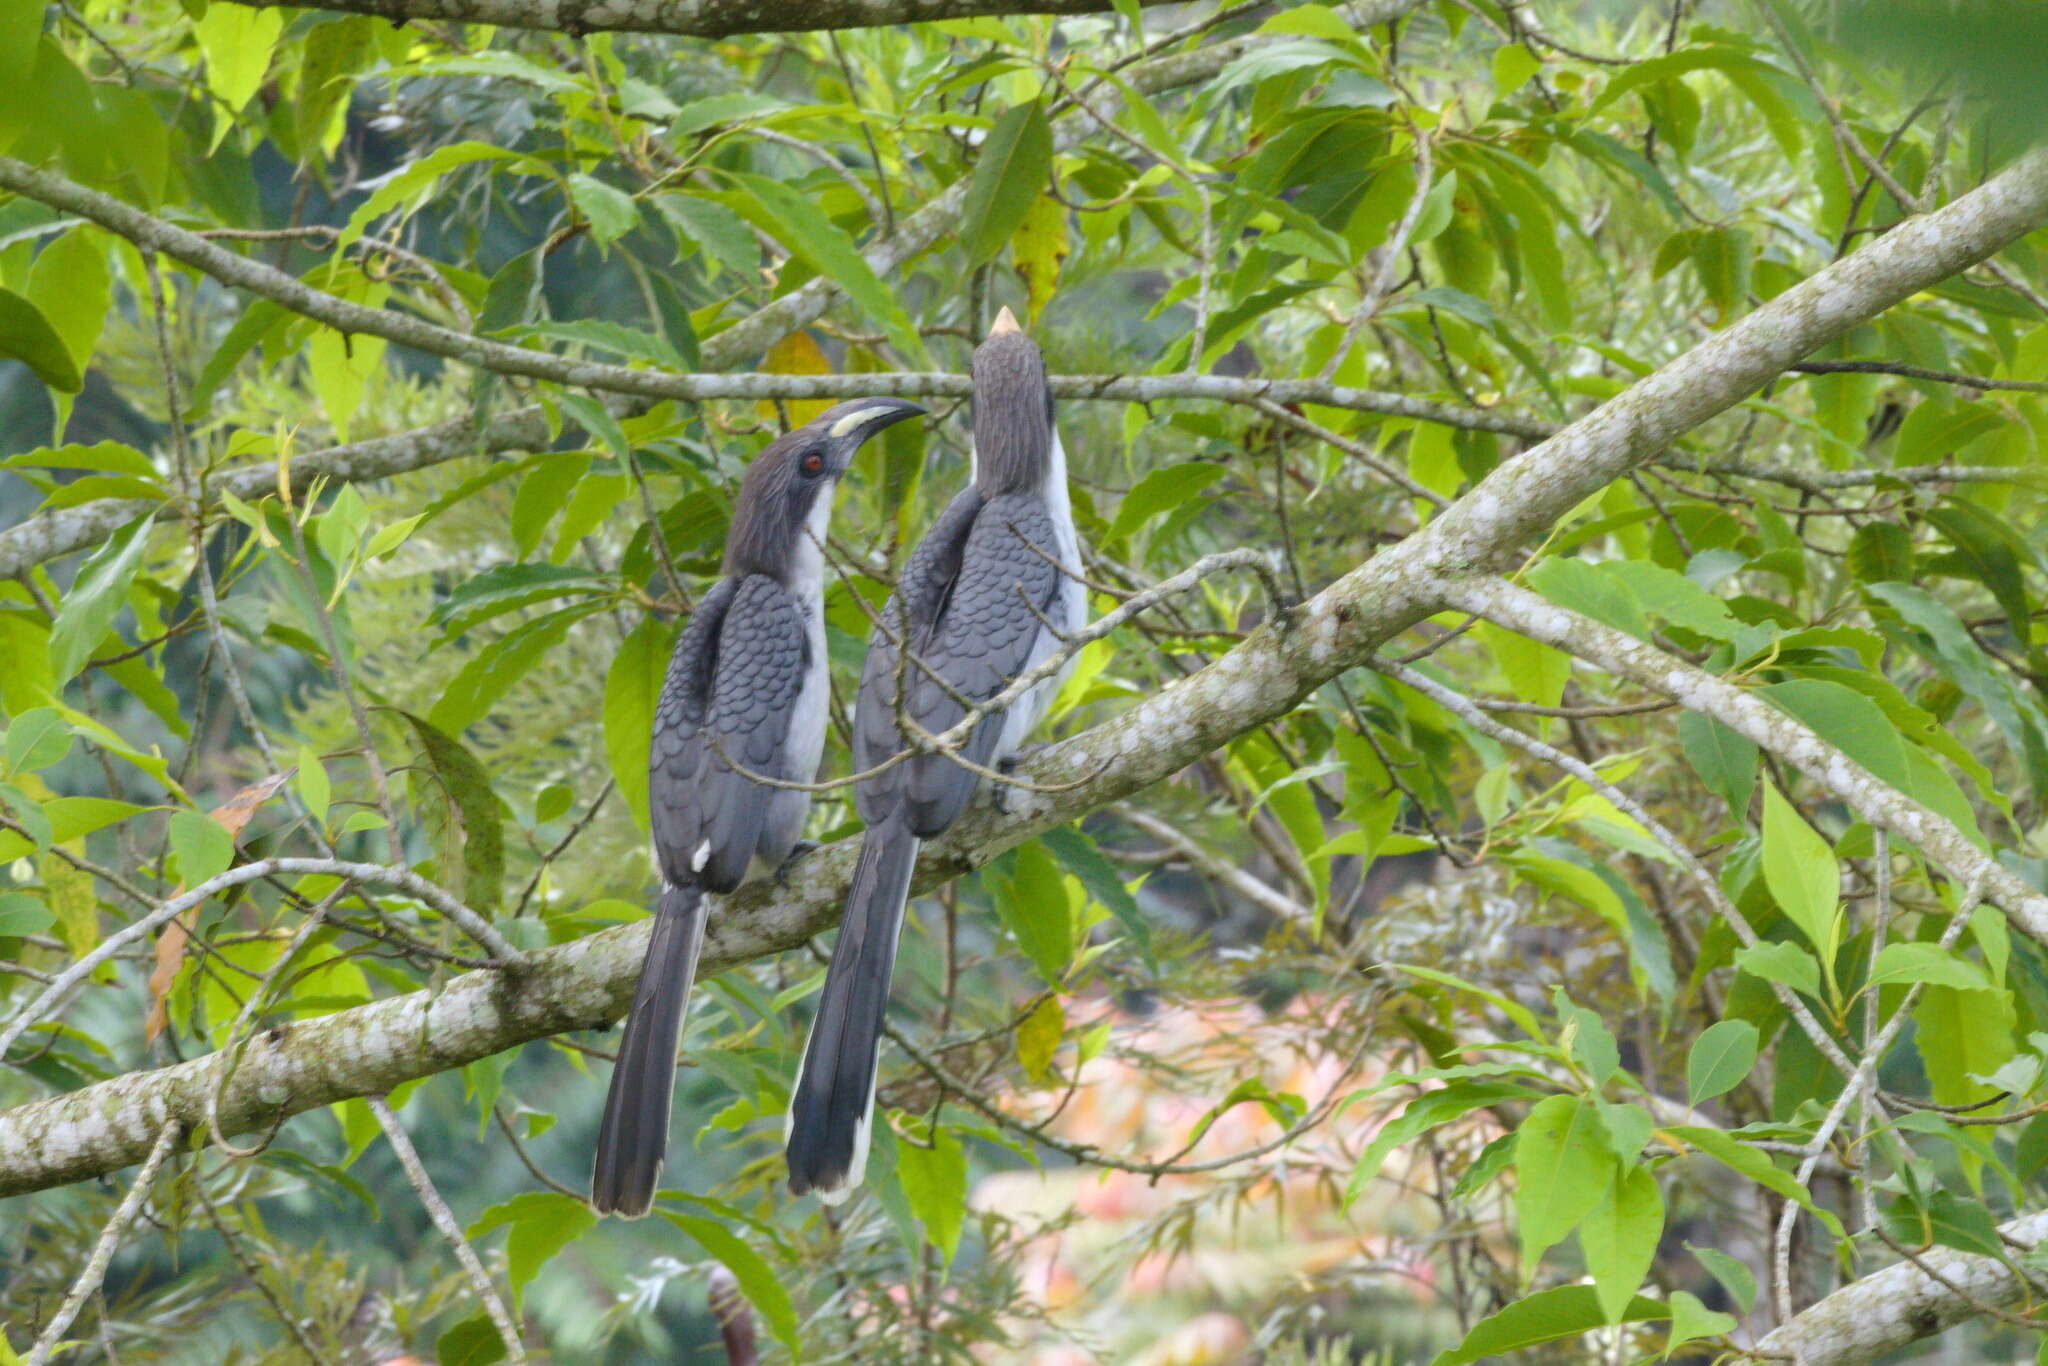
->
1443, 576, 2048, 943
2, 144, 2044, 1201
211, 0, 1185, 38
1752, 1208, 2048, 1366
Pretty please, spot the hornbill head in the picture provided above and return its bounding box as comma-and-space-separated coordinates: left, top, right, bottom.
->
972, 307, 1056, 496
722, 396, 926, 581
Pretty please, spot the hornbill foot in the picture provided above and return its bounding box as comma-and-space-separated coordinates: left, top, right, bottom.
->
991, 745, 1051, 814
774, 841, 820, 886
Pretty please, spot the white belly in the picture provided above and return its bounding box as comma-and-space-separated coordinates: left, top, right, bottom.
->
994, 431, 1087, 761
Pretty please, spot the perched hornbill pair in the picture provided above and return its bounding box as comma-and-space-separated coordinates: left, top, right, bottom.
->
591, 311, 1084, 1215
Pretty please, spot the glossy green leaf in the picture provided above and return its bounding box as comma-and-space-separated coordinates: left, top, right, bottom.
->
169, 809, 235, 886
897, 1123, 969, 1262
0, 288, 82, 393
991, 841, 1072, 984
1687, 1019, 1758, 1105
961, 100, 1054, 265
5, 708, 71, 773
604, 616, 673, 833
1513, 1094, 1615, 1269
1759, 783, 1840, 969
1432, 1285, 1667, 1366
663, 1213, 801, 1356
1581, 1163, 1663, 1322
48, 512, 155, 686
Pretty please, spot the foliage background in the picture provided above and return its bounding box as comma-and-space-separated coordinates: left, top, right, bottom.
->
3, 0, 2048, 1362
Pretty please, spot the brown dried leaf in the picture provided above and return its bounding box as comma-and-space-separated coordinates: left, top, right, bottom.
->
143, 769, 293, 1042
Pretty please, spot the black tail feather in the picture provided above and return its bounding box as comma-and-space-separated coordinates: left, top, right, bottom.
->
785, 821, 919, 1199
592, 884, 706, 1217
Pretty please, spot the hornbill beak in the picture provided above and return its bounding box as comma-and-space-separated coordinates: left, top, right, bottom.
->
817, 397, 927, 471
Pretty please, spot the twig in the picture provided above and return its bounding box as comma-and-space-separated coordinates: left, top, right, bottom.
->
24, 1119, 182, 1366
0, 857, 520, 1065
369, 1095, 528, 1365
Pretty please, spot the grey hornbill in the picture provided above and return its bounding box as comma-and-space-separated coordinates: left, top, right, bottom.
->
592, 395, 927, 1218
786, 309, 1085, 1201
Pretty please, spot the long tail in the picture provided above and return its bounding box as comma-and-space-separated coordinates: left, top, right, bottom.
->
592, 884, 707, 1217
785, 819, 920, 1202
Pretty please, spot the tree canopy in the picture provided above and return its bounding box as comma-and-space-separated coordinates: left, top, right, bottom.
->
4, 2, 2048, 1363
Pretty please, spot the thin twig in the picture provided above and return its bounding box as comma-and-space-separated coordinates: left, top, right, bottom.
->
369, 1095, 528, 1365
25, 1119, 182, 1366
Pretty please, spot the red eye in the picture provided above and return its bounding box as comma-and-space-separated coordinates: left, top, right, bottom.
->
802, 452, 825, 475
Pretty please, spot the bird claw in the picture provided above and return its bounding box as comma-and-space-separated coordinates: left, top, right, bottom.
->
991, 746, 1048, 815
774, 841, 819, 886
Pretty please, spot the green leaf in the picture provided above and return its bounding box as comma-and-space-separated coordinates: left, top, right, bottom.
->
1105, 463, 1229, 544
1926, 501, 2031, 645
724, 173, 925, 362
169, 809, 235, 885
395, 711, 505, 916
428, 606, 594, 736
1581, 1164, 1663, 1322
1848, 520, 1915, 584
1915, 982, 2017, 1110
467, 1191, 597, 1309
434, 1313, 506, 1366
0, 1, 42, 86
1346, 1081, 1535, 1206
897, 1124, 968, 1262
26, 228, 111, 378
1691, 224, 1753, 322
337, 142, 522, 251
194, 2, 283, 114
0, 891, 55, 939
1677, 710, 1756, 815
991, 842, 1072, 984
1867, 942, 1993, 993
5, 708, 71, 773
1478, 621, 1570, 710
1686, 1242, 1756, 1315
1431, 1285, 1668, 1366
1665, 1125, 1842, 1235
1759, 783, 1840, 970
1884, 1188, 2006, 1258
297, 744, 331, 828
0, 287, 82, 393
960, 100, 1054, 265
1038, 825, 1155, 970
567, 173, 639, 245
1894, 397, 2002, 467
0, 796, 144, 863
1667, 1289, 1739, 1350
653, 193, 757, 276
604, 616, 673, 833
511, 456, 592, 559
47, 511, 153, 686
1734, 940, 1822, 998
1554, 991, 1618, 1087
662, 1213, 801, 1357
1514, 1094, 1615, 1269
1687, 1019, 1758, 1105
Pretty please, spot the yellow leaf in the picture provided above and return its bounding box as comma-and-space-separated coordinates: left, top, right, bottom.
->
757, 330, 833, 428
1011, 193, 1069, 325
1016, 995, 1064, 1082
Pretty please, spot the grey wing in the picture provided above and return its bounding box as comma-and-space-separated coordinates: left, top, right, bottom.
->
898, 494, 1064, 836
649, 575, 809, 893
851, 487, 985, 824
695, 576, 810, 891
649, 576, 740, 889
